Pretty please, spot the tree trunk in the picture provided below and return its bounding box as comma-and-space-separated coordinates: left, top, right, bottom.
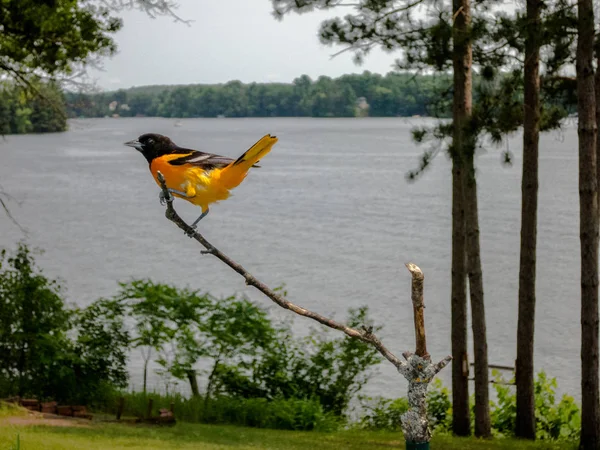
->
204, 358, 221, 410
186, 369, 200, 397
515, 0, 541, 440
576, 1, 599, 448
464, 153, 491, 438
451, 0, 491, 437
451, 0, 471, 436
596, 55, 600, 207
143, 358, 149, 394
451, 149, 470, 437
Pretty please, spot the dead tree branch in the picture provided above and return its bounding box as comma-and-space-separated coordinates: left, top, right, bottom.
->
155, 170, 452, 443
155, 171, 410, 374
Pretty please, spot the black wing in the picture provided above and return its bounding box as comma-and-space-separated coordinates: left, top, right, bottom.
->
168, 148, 261, 170
167, 150, 235, 170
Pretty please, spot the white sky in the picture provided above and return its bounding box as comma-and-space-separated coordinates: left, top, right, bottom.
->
89, 1, 399, 91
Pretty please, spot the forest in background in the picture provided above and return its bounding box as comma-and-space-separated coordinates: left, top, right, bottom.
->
1, 70, 575, 135
63, 72, 451, 119
0, 82, 67, 134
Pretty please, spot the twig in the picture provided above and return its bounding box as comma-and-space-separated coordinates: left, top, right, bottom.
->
0, 182, 27, 234
155, 171, 409, 374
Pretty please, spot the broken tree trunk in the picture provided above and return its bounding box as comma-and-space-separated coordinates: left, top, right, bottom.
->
400, 264, 446, 448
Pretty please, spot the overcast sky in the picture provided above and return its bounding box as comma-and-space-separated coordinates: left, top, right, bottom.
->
89, 1, 399, 91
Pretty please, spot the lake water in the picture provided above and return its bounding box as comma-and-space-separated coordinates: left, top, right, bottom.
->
0, 117, 583, 402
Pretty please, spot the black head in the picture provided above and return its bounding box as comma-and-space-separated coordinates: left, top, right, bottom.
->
124, 133, 177, 163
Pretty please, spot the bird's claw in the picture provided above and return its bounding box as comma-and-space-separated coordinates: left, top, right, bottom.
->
185, 225, 197, 238
159, 190, 174, 206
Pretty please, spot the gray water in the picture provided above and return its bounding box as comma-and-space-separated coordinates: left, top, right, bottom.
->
0, 117, 582, 401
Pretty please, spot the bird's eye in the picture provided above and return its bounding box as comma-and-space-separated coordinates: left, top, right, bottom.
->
147, 138, 154, 144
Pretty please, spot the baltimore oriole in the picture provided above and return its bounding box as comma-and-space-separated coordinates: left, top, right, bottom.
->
125, 133, 278, 229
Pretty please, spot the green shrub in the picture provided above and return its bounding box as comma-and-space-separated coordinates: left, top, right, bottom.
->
427, 378, 452, 432
489, 370, 581, 441
105, 391, 340, 431
0, 243, 128, 404
354, 371, 579, 442
214, 307, 382, 417
118, 279, 382, 419
358, 396, 410, 431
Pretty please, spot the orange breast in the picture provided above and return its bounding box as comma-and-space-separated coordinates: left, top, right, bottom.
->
150, 155, 191, 192
149, 155, 232, 212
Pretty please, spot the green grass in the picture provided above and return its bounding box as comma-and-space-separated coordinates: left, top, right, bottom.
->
0, 403, 26, 419
0, 420, 578, 450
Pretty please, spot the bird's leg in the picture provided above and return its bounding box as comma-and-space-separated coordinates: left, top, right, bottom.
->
159, 188, 193, 205
186, 208, 209, 237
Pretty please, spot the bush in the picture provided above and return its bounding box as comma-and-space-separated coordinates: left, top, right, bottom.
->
490, 370, 580, 441
357, 379, 450, 432
0, 243, 129, 404
214, 306, 382, 417
426, 378, 452, 431
358, 396, 410, 431
354, 371, 579, 442
105, 391, 340, 431
117, 280, 382, 419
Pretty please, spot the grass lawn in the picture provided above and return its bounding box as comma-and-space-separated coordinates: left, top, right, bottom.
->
0, 414, 578, 450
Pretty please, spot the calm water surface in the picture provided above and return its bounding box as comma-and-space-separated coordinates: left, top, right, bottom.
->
0, 117, 582, 400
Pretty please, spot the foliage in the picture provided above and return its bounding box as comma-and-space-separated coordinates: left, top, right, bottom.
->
0, 401, 27, 419
0, 0, 119, 78
65, 71, 452, 119
115, 280, 276, 399
213, 306, 382, 417
353, 370, 580, 442
358, 396, 409, 431
0, 81, 67, 134
0, 69, 572, 129
117, 280, 380, 418
0, 243, 71, 399
357, 378, 449, 432
0, 0, 182, 138
0, 0, 181, 83
69, 298, 130, 404
489, 371, 581, 441
426, 378, 453, 431
269, 0, 576, 170
108, 391, 340, 431
0, 243, 129, 404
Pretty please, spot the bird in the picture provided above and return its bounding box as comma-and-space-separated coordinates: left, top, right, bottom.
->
125, 133, 278, 230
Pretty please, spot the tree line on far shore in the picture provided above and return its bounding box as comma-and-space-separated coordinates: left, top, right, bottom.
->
1, 70, 576, 135
64, 72, 451, 119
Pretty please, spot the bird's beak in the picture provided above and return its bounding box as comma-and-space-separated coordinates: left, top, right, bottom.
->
124, 139, 143, 151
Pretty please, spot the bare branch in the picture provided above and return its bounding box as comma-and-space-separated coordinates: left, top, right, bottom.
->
155, 171, 409, 373
406, 262, 429, 359
98, 0, 192, 24
0, 189, 27, 235
431, 354, 453, 376
154, 172, 453, 444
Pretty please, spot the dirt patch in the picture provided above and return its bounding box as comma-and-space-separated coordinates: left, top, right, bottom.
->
1, 412, 92, 428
